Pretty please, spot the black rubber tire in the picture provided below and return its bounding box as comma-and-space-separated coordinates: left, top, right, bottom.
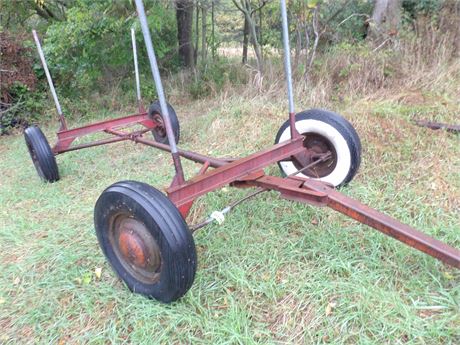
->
94, 180, 197, 303
148, 100, 180, 145
24, 125, 60, 183
275, 109, 361, 187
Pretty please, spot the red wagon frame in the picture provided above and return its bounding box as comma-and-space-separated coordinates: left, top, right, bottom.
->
26, 0, 460, 303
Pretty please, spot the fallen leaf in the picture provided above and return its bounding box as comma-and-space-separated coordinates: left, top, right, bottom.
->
443, 271, 454, 280
325, 301, 337, 316
94, 267, 102, 279
82, 274, 91, 285
13, 277, 20, 285
311, 218, 319, 225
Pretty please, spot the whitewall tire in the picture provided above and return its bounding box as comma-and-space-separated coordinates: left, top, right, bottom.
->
275, 109, 361, 187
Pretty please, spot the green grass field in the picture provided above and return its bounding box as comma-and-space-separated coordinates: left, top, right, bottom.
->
1, 92, 459, 344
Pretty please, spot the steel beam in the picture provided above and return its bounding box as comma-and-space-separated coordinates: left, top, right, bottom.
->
131, 28, 143, 112
107, 129, 229, 168
168, 137, 306, 206
32, 30, 67, 131
56, 112, 154, 141
135, 0, 185, 183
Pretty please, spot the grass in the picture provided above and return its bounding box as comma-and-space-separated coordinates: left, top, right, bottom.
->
0, 85, 459, 344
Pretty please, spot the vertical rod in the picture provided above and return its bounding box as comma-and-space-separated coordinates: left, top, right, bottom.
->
32, 30, 67, 130
280, 0, 298, 139
134, 0, 185, 183
131, 28, 142, 111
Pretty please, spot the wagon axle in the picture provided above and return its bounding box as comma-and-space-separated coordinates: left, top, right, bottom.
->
25, 0, 460, 303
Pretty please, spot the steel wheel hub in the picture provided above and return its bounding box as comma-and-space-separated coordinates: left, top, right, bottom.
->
110, 214, 161, 284
292, 133, 337, 178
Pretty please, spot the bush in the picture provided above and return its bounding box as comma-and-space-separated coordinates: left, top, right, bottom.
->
188, 59, 249, 99
0, 31, 45, 134
0, 83, 47, 134
43, 0, 178, 97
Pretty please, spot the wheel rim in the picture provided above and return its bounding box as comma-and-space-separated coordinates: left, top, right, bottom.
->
108, 213, 162, 284
25, 138, 44, 178
293, 133, 338, 178
152, 114, 167, 140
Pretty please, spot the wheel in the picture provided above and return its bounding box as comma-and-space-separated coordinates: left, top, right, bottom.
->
24, 125, 60, 183
148, 100, 180, 145
94, 180, 197, 303
275, 109, 361, 187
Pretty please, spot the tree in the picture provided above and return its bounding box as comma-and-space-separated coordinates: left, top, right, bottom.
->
30, 0, 68, 22
201, 1, 208, 62
242, 16, 250, 63
231, 0, 269, 74
290, 0, 321, 81
367, 0, 402, 40
194, 2, 199, 64
176, 0, 195, 68
210, 0, 216, 60
193, 0, 210, 66
0, 0, 71, 32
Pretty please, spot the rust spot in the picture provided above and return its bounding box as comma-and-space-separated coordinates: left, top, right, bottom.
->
118, 229, 147, 268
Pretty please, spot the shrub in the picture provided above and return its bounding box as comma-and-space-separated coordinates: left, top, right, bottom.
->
188, 59, 249, 99
0, 31, 45, 134
43, 0, 178, 97
0, 83, 47, 134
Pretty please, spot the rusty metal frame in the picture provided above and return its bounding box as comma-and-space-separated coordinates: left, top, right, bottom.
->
46, 112, 460, 269
52, 112, 157, 153
167, 137, 305, 207
30, 3, 460, 273
42, 113, 460, 269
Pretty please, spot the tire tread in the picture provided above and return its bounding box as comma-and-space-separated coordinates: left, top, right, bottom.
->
24, 126, 59, 182
94, 180, 196, 303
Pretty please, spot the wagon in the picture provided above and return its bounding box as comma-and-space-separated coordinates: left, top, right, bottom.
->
25, 0, 460, 303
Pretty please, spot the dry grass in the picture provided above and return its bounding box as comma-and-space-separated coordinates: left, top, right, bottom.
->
162, 15, 459, 115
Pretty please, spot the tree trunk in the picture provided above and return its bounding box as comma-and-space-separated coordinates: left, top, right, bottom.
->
176, 0, 195, 68
258, 0, 263, 44
294, 23, 301, 69
201, 4, 207, 62
211, 0, 216, 60
194, 2, 199, 65
232, 0, 264, 74
246, 11, 263, 73
242, 16, 249, 64
368, 0, 402, 40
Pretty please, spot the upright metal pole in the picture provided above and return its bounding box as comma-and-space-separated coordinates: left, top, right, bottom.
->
134, 0, 185, 183
131, 28, 143, 112
280, 0, 298, 139
32, 30, 67, 131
